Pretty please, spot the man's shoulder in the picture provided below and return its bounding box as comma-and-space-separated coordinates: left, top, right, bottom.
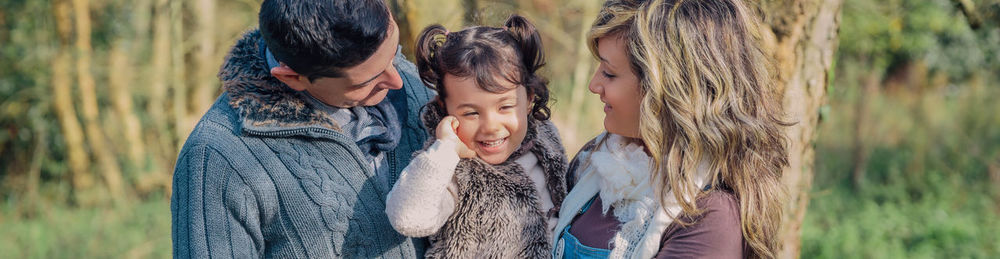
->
178, 96, 247, 158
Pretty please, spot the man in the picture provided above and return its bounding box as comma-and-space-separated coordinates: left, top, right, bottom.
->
170, 0, 434, 257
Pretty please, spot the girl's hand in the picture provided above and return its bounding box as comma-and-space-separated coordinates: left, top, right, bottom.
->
436, 116, 476, 158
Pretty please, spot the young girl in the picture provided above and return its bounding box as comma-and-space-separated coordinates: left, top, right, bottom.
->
385, 15, 568, 258
553, 0, 788, 258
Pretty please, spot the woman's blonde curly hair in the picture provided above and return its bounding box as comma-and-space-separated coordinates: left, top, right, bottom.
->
588, 0, 789, 258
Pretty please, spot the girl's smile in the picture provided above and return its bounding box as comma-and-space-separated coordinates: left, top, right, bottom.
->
443, 74, 532, 164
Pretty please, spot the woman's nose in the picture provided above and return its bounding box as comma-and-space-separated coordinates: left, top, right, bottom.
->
588, 74, 602, 94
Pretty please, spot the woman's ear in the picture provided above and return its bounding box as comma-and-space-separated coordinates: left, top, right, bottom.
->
270, 65, 310, 91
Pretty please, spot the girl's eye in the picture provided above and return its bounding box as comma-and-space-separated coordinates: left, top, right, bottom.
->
462, 112, 479, 117
500, 105, 515, 110
602, 70, 617, 79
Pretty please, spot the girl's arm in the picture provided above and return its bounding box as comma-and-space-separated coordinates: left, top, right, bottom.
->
385, 116, 473, 237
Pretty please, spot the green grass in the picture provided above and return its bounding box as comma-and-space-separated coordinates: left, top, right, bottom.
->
0, 199, 172, 258
803, 168, 1000, 258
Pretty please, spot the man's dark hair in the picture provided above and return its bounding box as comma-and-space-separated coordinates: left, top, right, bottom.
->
259, 0, 391, 80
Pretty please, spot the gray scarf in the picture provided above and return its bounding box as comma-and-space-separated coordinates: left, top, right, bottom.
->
266, 46, 400, 161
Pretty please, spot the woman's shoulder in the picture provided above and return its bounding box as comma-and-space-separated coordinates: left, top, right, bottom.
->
656, 191, 744, 258
565, 133, 607, 185
696, 191, 740, 214
568, 134, 606, 167
669, 191, 741, 236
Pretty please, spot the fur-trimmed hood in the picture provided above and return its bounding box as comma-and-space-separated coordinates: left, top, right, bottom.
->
218, 30, 341, 131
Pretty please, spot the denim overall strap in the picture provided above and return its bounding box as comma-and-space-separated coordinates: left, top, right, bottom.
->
557, 195, 611, 259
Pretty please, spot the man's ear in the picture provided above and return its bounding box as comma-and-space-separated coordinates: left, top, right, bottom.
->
270, 65, 310, 91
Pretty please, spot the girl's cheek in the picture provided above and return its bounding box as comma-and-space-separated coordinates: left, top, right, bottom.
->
457, 123, 476, 142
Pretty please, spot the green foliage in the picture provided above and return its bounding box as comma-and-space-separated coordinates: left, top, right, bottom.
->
811, 72, 998, 259
838, 0, 1000, 78
803, 43, 1000, 259
802, 0, 1000, 256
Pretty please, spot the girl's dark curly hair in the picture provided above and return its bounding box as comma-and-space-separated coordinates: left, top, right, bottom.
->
414, 14, 550, 121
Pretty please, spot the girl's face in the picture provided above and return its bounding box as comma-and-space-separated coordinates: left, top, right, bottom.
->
590, 35, 643, 138
443, 74, 532, 164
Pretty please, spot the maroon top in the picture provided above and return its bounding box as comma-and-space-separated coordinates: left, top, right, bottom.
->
567, 191, 745, 258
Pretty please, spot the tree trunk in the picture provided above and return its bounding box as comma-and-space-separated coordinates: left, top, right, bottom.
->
171, 0, 189, 154
760, 0, 844, 257
990, 154, 1000, 215
851, 69, 878, 189
109, 42, 148, 176
132, 0, 153, 51
26, 107, 48, 213
463, 0, 479, 25
149, 0, 174, 171
389, 0, 419, 58
193, 0, 218, 118
52, 0, 94, 205
563, 0, 599, 152
157, 0, 185, 198
73, 0, 127, 205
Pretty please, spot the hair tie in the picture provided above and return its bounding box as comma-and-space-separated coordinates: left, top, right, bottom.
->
428, 31, 449, 60
432, 32, 448, 44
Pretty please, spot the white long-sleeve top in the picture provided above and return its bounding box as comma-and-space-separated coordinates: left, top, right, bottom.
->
385, 138, 557, 237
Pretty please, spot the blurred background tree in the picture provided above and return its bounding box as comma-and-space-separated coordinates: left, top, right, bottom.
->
0, 0, 997, 258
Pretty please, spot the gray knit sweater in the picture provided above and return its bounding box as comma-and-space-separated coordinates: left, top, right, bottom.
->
170, 30, 434, 258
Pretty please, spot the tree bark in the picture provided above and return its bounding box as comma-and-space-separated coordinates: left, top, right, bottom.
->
952, 0, 983, 29
26, 107, 48, 213
157, 0, 185, 198
109, 42, 148, 176
389, 0, 419, 59
851, 70, 879, 189
72, 0, 126, 205
463, 0, 479, 25
990, 154, 1000, 215
760, 0, 844, 257
563, 0, 600, 152
171, 0, 189, 154
52, 0, 94, 205
193, 0, 218, 118
149, 0, 174, 171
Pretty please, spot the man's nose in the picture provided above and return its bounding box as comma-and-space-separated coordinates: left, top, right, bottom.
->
379, 65, 403, 90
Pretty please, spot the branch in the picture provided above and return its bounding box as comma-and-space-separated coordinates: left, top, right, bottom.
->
952, 0, 983, 29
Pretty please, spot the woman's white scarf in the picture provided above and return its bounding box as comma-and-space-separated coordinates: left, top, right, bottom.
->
553, 134, 710, 259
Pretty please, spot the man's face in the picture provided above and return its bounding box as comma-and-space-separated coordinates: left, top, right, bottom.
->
301, 20, 403, 108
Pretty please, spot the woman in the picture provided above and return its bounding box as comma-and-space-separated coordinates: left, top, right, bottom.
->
552, 0, 788, 258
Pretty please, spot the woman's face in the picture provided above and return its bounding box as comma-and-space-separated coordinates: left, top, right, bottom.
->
443, 74, 532, 164
589, 35, 643, 138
